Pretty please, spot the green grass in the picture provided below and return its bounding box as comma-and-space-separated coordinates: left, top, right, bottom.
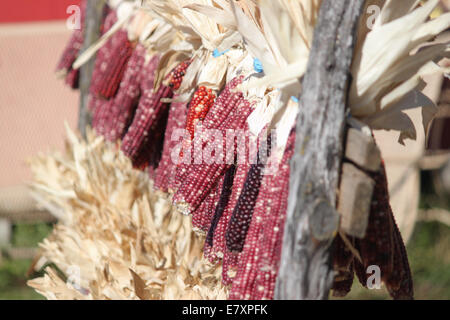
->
0, 222, 52, 300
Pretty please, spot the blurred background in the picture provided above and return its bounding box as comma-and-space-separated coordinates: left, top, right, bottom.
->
0, 0, 449, 300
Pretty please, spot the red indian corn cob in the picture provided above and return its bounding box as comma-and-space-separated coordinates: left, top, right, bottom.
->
90, 30, 135, 99
55, 0, 87, 89
121, 57, 173, 169
154, 59, 192, 191
172, 76, 245, 191
173, 98, 252, 214
92, 98, 113, 136
229, 128, 295, 299
172, 76, 250, 213
185, 86, 217, 139
191, 175, 223, 234
88, 8, 117, 113
154, 97, 189, 192
205, 164, 236, 248
104, 45, 150, 141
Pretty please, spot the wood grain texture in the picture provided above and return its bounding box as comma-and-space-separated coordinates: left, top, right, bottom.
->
79, 0, 106, 138
275, 0, 365, 300
338, 163, 374, 238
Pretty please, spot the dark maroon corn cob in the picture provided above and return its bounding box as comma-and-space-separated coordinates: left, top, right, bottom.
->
354, 160, 413, 300
229, 128, 295, 299
90, 30, 135, 99
225, 134, 272, 253
64, 68, 80, 89
204, 158, 250, 264
154, 59, 193, 191
104, 45, 150, 141
206, 164, 236, 247
121, 58, 173, 169
331, 234, 356, 298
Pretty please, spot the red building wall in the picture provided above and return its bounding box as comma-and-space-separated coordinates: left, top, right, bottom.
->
0, 0, 81, 23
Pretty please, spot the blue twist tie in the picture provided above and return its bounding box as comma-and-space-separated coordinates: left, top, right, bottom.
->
212, 49, 229, 58
253, 58, 263, 73
291, 96, 299, 103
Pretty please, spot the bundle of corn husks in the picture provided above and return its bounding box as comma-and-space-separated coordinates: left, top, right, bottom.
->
32, 0, 449, 300
27, 126, 227, 300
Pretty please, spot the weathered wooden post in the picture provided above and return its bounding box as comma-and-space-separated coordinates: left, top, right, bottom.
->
78, 0, 106, 138
275, 0, 366, 299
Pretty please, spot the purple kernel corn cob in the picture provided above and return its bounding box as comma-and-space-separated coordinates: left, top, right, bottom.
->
225, 134, 272, 253
204, 159, 250, 264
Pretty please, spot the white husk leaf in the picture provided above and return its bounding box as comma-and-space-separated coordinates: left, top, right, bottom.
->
27, 126, 227, 300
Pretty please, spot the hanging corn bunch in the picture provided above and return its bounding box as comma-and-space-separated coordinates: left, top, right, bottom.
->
39, 0, 450, 301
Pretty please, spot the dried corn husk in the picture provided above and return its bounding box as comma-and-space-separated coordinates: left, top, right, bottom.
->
27, 125, 227, 300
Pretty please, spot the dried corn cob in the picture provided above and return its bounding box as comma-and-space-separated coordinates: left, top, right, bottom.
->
91, 98, 112, 137
172, 76, 245, 190
169, 60, 191, 90
331, 234, 356, 298
225, 134, 272, 254
104, 45, 151, 141
154, 97, 189, 192
121, 59, 173, 169
227, 130, 293, 299
354, 160, 413, 300
64, 68, 80, 89
172, 77, 250, 213
90, 30, 135, 99
205, 164, 236, 248
185, 86, 217, 139
204, 152, 250, 264
173, 97, 252, 215
191, 175, 223, 234
55, 0, 87, 89
87, 8, 118, 112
